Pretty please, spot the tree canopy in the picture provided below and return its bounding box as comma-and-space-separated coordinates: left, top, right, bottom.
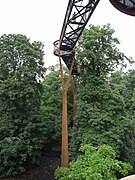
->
0, 34, 46, 178
70, 24, 135, 163
1, 25, 135, 178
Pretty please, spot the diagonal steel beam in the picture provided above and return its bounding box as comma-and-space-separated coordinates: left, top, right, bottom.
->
54, 0, 100, 76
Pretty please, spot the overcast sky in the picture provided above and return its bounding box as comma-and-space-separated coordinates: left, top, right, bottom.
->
0, 0, 135, 68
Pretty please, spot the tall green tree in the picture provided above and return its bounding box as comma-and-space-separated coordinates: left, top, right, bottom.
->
110, 70, 135, 161
111, 70, 135, 112
77, 24, 128, 79
0, 34, 46, 178
70, 24, 135, 163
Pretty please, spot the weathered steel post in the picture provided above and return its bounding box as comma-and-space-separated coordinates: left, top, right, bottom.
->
59, 53, 75, 167
54, 42, 75, 166
53, 0, 102, 167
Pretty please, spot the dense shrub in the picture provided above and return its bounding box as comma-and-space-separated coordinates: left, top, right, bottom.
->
0, 137, 42, 178
55, 144, 132, 180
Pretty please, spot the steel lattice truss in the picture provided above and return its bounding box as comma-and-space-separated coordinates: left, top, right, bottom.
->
59, 0, 100, 50
54, 0, 100, 76
118, 0, 135, 7
54, 0, 135, 76
110, 0, 135, 16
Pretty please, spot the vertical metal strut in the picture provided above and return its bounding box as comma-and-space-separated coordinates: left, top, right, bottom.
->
53, 0, 100, 167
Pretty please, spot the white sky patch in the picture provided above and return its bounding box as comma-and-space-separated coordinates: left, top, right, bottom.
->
0, 0, 134, 68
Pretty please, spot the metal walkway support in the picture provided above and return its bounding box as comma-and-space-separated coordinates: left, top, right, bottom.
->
109, 0, 135, 16
54, 0, 100, 76
53, 0, 100, 167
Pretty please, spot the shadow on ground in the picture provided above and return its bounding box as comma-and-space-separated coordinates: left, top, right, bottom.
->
2, 142, 61, 180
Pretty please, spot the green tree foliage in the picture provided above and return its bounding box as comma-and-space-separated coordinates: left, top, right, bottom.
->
40, 65, 73, 142
77, 24, 128, 78
70, 24, 135, 163
110, 70, 135, 161
0, 34, 46, 178
111, 70, 135, 113
55, 144, 132, 180
40, 65, 62, 141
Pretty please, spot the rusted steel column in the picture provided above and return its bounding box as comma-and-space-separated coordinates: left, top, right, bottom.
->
59, 52, 75, 167
61, 89, 68, 167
